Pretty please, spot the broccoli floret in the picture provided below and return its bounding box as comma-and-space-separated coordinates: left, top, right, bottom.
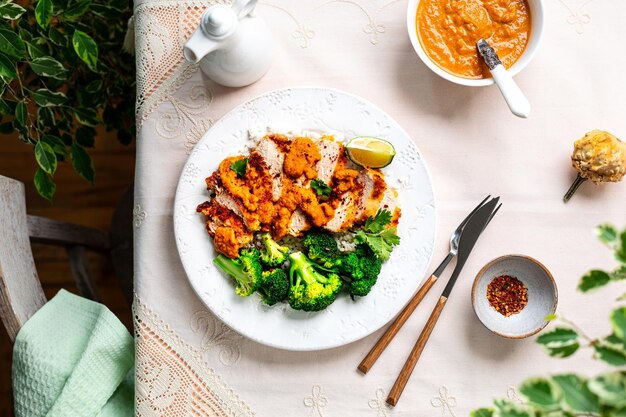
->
213, 248, 262, 297
259, 233, 289, 267
335, 252, 364, 280
258, 268, 289, 306
303, 230, 340, 268
347, 244, 382, 297
288, 251, 342, 311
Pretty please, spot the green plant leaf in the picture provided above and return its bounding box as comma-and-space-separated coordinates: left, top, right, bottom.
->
47, 27, 65, 45
29, 57, 69, 80
364, 209, 393, 233
611, 265, 626, 282
27, 40, 48, 59
73, 107, 99, 126
520, 378, 560, 411
594, 343, 626, 366
0, 51, 16, 79
470, 408, 494, 417
551, 374, 600, 414
40, 134, 66, 156
0, 2, 26, 20
36, 106, 55, 127
85, 79, 103, 93
35, 0, 53, 29
579, 269, 611, 292
34, 167, 55, 201
537, 327, 580, 358
14, 100, 26, 126
64, 0, 91, 19
0, 98, 14, 115
35, 140, 57, 174
597, 224, 619, 245
72, 29, 97, 70
0, 27, 25, 58
545, 313, 558, 322
32, 89, 67, 107
588, 372, 626, 408
71, 141, 94, 183
611, 307, 626, 342
616, 230, 626, 264
76, 125, 95, 147
493, 399, 534, 417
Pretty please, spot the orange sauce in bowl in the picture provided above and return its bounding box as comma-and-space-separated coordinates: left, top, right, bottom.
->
416, 0, 531, 79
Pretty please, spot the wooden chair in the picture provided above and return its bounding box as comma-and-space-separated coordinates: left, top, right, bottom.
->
0, 175, 133, 342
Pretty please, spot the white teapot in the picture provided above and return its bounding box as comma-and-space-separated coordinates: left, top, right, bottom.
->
183, 0, 273, 87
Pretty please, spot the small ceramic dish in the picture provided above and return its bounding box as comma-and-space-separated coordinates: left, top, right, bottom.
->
472, 255, 557, 339
406, 0, 545, 87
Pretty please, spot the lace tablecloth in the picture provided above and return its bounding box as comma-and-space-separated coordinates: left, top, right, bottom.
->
133, 1, 626, 415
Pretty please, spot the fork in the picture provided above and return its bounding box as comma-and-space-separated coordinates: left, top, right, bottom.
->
357, 195, 498, 374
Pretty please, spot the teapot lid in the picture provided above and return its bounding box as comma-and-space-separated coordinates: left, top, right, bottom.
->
200, 5, 237, 39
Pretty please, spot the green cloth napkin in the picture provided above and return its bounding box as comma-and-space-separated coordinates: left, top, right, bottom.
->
12, 289, 134, 417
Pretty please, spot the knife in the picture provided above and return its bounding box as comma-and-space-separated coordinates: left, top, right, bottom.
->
386, 197, 500, 406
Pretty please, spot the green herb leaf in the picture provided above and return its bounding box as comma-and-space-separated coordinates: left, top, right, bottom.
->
71, 141, 94, 183
587, 372, 626, 408
14, 100, 27, 126
29, 57, 68, 80
355, 227, 400, 261
73, 107, 99, 126
578, 269, 611, 292
597, 224, 619, 245
519, 378, 560, 411
545, 313, 557, 322
35, 140, 57, 174
311, 178, 331, 198
611, 307, 626, 342
365, 209, 392, 234
34, 167, 55, 201
470, 409, 494, 417
230, 158, 248, 177
612, 265, 626, 281
537, 327, 579, 358
551, 374, 600, 414
72, 30, 98, 70
40, 134, 66, 156
0, 2, 26, 20
47, 26, 65, 46
0, 98, 14, 115
0, 52, 16, 80
35, 0, 53, 29
0, 27, 25, 58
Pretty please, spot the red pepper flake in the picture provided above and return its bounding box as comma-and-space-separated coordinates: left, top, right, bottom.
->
486, 275, 528, 317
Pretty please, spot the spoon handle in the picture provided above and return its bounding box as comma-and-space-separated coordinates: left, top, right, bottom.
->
491, 65, 531, 118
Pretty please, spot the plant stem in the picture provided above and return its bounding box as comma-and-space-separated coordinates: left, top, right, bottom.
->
563, 174, 586, 203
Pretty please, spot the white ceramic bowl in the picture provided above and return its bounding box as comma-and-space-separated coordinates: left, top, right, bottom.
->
406, 0, 545, 87
471, 255, 557, 339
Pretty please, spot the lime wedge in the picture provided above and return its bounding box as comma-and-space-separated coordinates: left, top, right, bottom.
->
345, 137, 396, 168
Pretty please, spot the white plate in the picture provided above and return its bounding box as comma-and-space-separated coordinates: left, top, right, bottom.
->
174, 87, 437, 351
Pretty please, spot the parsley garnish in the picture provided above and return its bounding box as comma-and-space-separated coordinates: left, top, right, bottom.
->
230, 158, 248, 177
311, 178, 332, 198
355, 209, 400, 261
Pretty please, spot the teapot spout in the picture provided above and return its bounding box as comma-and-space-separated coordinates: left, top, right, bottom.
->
183, 28, 220, 64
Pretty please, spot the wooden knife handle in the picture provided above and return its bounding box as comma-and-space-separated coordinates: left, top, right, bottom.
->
358, 274, 439, 374
386, 295, 448, 407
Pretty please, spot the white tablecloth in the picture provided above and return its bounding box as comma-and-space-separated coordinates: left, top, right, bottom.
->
133, 0, 626, 415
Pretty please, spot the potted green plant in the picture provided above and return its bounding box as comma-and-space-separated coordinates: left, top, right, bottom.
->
0, 0, 134, 200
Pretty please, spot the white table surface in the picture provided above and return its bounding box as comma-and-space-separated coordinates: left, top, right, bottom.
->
133, 0, 626, 415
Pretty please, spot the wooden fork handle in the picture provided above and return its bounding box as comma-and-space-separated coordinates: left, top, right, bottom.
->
358, 274, 438, 374
386, 295, 448, 407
